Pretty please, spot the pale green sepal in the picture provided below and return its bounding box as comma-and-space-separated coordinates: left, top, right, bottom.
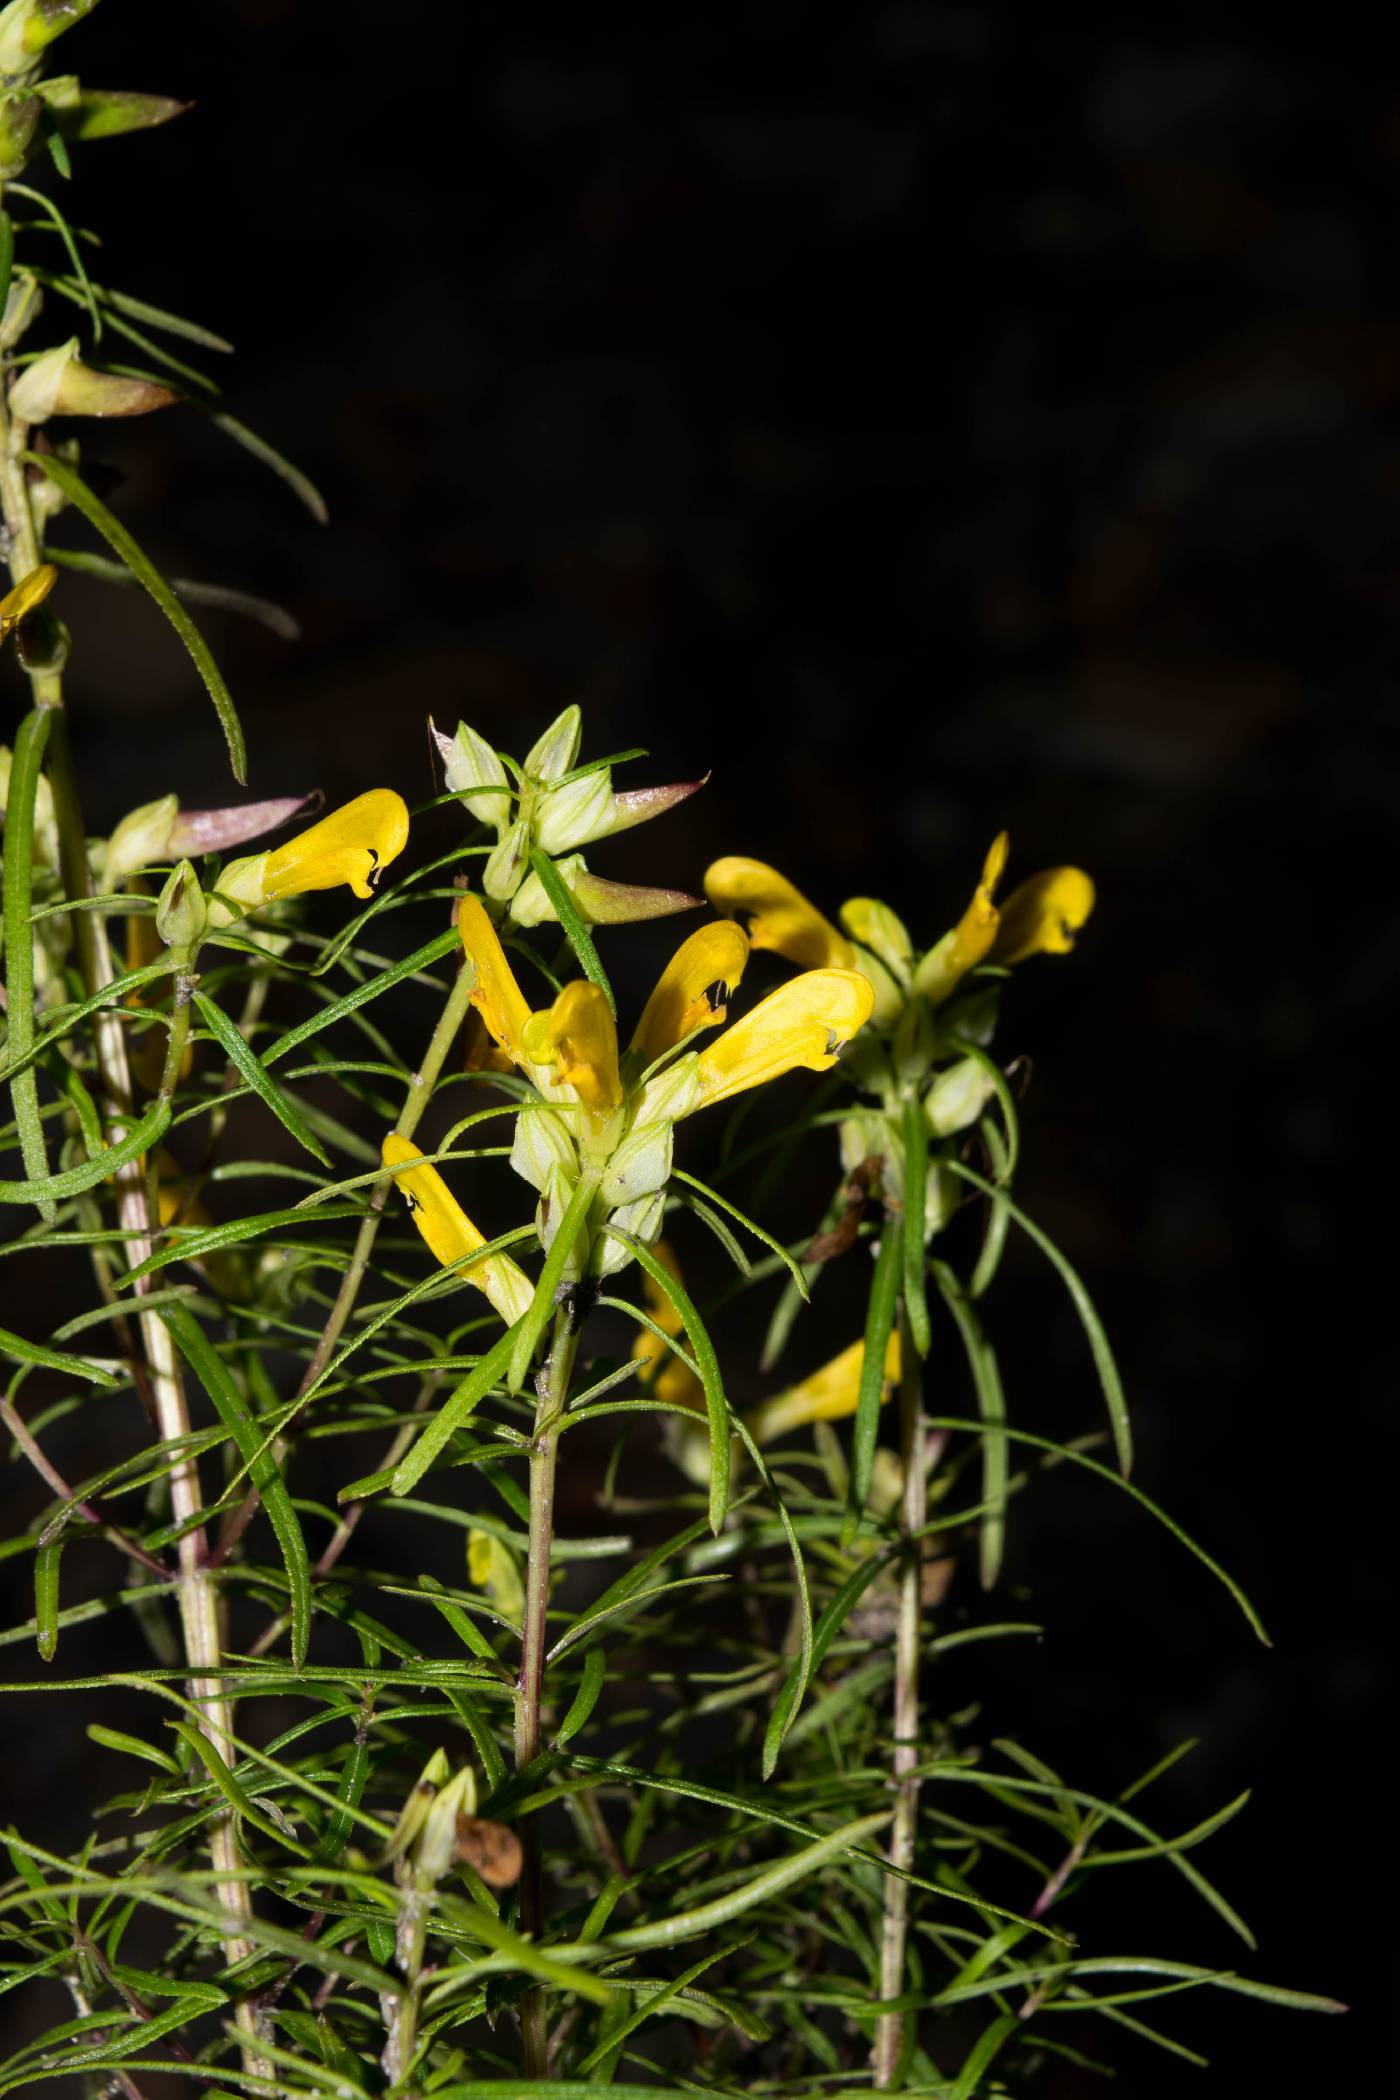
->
524, 703, 582, 782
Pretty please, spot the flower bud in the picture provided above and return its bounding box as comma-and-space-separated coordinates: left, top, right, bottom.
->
840, 896, 913, 985
849, 945, 905, 1031
0, 87, 40, 178
0, 0, 99, 72
104, 794, 179, 885
154, 858, 206, 951
483, 816, 530, 900
600, 1117, 672, 1209
41, 78, 189, 141
596, 1187, 666, 1277
892, 994, 937, 1082
509, 1104, 579, 1194
534, 767, 613, 856
433, 717, 511, 833
0, 270, 41, 351
9, 338, 177, 424
924, 1056, 995, 1138
523, 703, 582, 783
415, 1765, 479, 1887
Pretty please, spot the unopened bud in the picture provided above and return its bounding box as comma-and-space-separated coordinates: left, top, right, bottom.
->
433, 716, 511, 833
9, 338, 178, 424
0, 87, 40, 178
840, 895, 913, 984
104, 794, 179, 885
482, 815, 530, 900
416, 1766, 478, 1886
0, 0, 99, 73
924, 1056, 995, 1138
523, 703, 582, 783
40, 78, 189, 141
154, 859, 206, 951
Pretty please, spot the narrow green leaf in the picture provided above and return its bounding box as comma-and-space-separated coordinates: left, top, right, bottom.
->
671, 1169, 809, 1298
0, 960, 174, 1089
933, 1262, 1008, 1590
33, 1537, 62, 1662
0, 1325, 118, 1385
20, 451, 247, 783
615, 1232, 730, 1534
0, 1098, 169, 1203
191, 992, 331, 1166
844, 1212, 903, 1541
763, 1551, 891, 1773
45, 544, 298, 640
602, 1810, 890, 1953
160, 1303, 311, 1668
3, 709, 54, 1220
205, 407, 328, 523
942, 1159, 1132, 1476
900, 1090, 931, 1356
528, 847, 615, 1014
85, 1724, 181, 1775
389, 1324, 520, 1499
950, 2011, 1018, 2098
113, 1200, 363, 1287
0, 211, 13, 324
508, 1171, 597, 1393
555, 1646, 606, 1747
169, 1720, 312, 1855
260, 930, 459, 1066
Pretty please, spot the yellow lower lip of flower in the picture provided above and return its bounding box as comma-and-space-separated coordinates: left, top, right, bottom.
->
523, 980, 621, 1114
746, 1329, 901, 1444
704, 857, 856, 972
458, 894, 535, 1070
262, 789, 411, 903
382, 1131, 532, 1324
693, 968, 876, 1109
630, 920, 750, 1065
990, 866, 1095, 964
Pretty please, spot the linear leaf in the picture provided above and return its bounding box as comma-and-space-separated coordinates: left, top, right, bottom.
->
844, 1212, 903, 1541
192, 991, 331, 1165
2, 709, 53, 1217
528, 848, 615, 1014
160, 1303, 311, 1668
0, 1098, 169, 1203
21, 451, 247, 782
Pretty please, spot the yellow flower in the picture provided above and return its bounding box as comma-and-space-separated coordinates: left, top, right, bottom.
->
523, 982, 622, 1116
215, 790, 410, 919
746, 1329, 902, 1445
0, 563, 56, 644
913, 831, 1008, 1004
459, 901, 872, 1123
692, 970, 876, 1109
990, 866, 1097, 965
382, 1131, 533, 1325
704, 857, 856, 971
630, 920, 750, 1067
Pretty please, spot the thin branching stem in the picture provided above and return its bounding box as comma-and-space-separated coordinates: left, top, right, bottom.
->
875, 1297, 929, 2086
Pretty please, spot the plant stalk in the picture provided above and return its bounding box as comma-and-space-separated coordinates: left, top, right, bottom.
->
514, 1300, 580, 2080
0, 391, 266, 2072
874, 1300, 928, 2087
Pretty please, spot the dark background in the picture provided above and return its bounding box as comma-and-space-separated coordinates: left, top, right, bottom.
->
4, 1, 1390, 2090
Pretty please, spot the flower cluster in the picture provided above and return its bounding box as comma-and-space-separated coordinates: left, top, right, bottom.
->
704, 836, 1094, 1240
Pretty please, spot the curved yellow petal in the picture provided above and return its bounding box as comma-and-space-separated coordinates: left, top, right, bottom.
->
382, 1132, 532, 1324
0, 563, 57, 642
457, 893, 533, 1069
747, 1330, 901, 1444
261, 789, 410, 903
630, 920, 750, 1064
693, 968, 875, 1110
631, 1239, 705, 1411
704, 856, 855, 971
990, 866, 1095, 965
522, 980, 621, 1114
912, 831, 1008, 1005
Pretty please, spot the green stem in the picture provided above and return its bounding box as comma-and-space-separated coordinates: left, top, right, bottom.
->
0, 382, 268, 2075
514, 1300, 580, 2080
294, 952, 474, 1399
874, 1300, 928, 2087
